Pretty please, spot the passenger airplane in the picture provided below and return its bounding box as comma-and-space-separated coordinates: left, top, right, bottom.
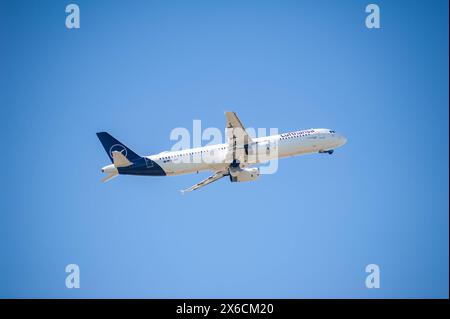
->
97, 112, 347, 192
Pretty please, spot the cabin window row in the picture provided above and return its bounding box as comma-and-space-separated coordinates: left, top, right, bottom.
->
280, 133, 312, 140
158, 147, 227, 160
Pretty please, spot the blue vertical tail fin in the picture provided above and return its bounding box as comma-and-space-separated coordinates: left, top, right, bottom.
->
96, 132, 141, 163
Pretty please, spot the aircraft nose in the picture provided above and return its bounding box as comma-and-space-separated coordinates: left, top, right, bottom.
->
340, 135, 347, 145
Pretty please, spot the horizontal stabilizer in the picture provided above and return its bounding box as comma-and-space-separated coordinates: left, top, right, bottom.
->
102, 172, 118, 183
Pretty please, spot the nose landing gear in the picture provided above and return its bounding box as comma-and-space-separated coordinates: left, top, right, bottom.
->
319, 150, 334, 155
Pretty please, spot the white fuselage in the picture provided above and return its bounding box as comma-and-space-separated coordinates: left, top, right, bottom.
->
146, 128, 347, 176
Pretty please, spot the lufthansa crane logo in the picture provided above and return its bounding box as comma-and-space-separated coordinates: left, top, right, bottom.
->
109, 144, 127, 158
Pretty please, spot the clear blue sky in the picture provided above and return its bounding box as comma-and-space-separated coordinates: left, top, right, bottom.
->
1, 0, 448, 298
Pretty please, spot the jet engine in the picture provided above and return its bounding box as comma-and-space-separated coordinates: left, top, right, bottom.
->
229, 167, 260, 182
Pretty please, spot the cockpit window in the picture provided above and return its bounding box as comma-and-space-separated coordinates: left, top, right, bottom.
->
330, 130, 336, 134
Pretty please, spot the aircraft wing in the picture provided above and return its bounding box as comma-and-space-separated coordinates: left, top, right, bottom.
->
225, 111, 254, 163
181, 171, 228, 193
225, 111, 253, 145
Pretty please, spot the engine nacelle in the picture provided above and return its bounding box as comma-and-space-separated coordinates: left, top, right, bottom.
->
229, 167, 260, 182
